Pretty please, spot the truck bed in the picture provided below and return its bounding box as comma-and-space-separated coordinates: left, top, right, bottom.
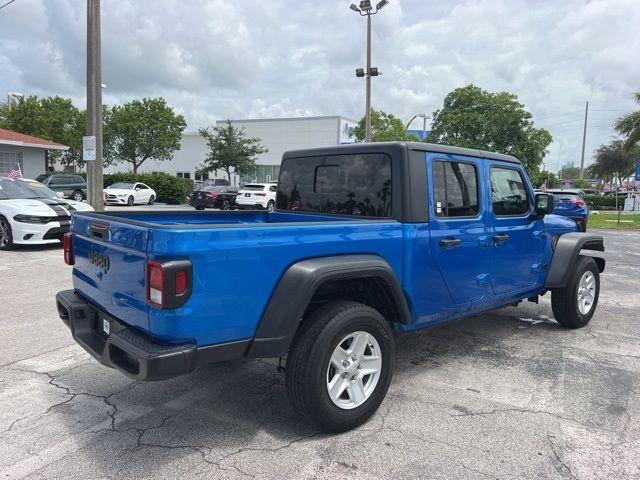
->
70, 209, 403, 347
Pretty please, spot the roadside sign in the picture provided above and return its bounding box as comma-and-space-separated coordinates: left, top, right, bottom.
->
83, 135, 96, 161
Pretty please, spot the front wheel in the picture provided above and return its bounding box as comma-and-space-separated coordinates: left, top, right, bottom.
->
222, 199, 231, 210
551, 256, 600, 328
71, 190, 84, 202
0, 216, 14, 250
285, 301, 394, 433
127, 195, 134, 206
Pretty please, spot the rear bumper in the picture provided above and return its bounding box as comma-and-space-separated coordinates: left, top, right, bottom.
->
55, 289, 250, 381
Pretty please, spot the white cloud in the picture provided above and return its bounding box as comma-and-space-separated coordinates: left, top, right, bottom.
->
0, 0, 638, 168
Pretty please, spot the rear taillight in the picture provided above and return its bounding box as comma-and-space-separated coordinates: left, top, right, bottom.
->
63, 233, 74, 265
255, 192, 267, 197
146, 260, 192, 309
147, 261, 165, 308
207, 193, 218, 199
572, 198, 586, 207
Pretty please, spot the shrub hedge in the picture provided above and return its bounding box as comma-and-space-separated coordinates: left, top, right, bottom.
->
584, 194, 626, 210
103, 172, 191, 204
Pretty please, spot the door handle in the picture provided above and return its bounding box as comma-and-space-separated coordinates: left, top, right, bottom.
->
439, 238, 461, 248
493, 234, 510, 244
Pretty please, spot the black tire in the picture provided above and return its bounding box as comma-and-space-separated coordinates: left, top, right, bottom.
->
0, 215, 14, 250
551, 256, 600, 328
127, 195, 134, 206
285, 301, 394, 433
222, 199, 231, 210
195, 206, 205, 211
71, 190, 84, 202
267, 200, 275, 213
148, 195, 155, 205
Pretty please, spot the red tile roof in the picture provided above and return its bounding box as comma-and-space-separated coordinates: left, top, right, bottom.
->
0, 128, 68, 150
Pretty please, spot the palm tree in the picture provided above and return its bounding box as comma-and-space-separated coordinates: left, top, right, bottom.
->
615, 90, 640, 152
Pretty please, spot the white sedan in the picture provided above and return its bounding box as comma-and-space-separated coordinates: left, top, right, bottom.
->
0, 177, 94, 250
104, 182, 156, 206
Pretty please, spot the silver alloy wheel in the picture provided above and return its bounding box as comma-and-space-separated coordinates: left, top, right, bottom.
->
326, 331, 382, 410
0, 218, 9, 247
577, 271, 596, 315
73, 191, 83, 201
222, 200, 230, 210
267, 201, 275, 213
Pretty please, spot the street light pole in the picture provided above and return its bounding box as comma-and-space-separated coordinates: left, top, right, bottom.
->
350, 1, 388, 143
365, 13, 372, 142
86, 0, 104, 211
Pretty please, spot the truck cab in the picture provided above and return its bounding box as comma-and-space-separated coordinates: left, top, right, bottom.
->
57, 142, 604, 432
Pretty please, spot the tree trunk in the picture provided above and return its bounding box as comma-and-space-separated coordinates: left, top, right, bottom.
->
225, 167, 231, 182
133, 161, 138, 174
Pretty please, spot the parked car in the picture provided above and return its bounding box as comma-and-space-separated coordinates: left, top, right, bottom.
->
57, 142, 605, 433
547, 189, 589, 231
235, 183, 277, 211
40, 174, 87, 202
580, 188, 601, 196
0, 177, 93, 249
189, 186, 238, 210
103, 182, 156, 206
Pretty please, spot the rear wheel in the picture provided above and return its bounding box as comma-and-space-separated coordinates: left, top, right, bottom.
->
267, 200, 275, 213
148, 195, 155, 205
127, 195, 134, 206
222, 199, 231, 210
285, 301, 394, 433
195, 206, 205, 211
551, 256, 600, 328
71, 190, 84, 202
0, 216, 14, 250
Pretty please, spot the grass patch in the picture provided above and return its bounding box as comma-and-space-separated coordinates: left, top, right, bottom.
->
588, 213, 640, 230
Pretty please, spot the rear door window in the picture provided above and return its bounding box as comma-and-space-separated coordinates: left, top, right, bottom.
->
277, 153, 392, 217
432, 161, 479, 218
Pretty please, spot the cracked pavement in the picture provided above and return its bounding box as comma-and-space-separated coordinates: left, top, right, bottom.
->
1, 229, 639, 479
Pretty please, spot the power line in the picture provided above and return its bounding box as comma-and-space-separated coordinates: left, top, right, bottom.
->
0, 0, 17, 11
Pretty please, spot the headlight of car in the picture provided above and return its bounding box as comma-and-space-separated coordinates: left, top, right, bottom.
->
13, 214, 55, 224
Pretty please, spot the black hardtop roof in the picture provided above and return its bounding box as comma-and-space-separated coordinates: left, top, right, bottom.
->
282, 141, 521, 164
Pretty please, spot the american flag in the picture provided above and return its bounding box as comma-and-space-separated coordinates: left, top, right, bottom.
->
8, 164, 22, 179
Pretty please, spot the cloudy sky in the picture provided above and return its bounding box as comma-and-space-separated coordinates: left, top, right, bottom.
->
1, 0, 638, 169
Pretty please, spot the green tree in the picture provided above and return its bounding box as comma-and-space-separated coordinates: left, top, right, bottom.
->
614, 90, 640, 152
588, 139, 639, 187
104, 97, 186, 173
0, 95, 86, 170
529, 170, 560, 189
571, 178, 589, 189
429, 85, 553, 172
198, 120, 268, 181
352, 110, 406, 142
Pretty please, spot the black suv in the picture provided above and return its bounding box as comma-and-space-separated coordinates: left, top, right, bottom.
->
40, 175, 87, 201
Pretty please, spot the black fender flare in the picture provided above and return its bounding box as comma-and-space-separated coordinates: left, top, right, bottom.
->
246, 254, 411, 358
544, 232, 605, 289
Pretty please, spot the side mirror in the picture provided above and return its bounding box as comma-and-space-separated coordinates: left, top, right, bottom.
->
535, 193, 554, 217
135, 187, 140, 191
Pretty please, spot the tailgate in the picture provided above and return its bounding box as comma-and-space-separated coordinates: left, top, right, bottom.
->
71, 214, 150, 333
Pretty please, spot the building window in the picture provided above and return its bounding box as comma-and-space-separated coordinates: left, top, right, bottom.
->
240, 165, 280, 185
0, 152, 23, 175
176, 172, 191, 179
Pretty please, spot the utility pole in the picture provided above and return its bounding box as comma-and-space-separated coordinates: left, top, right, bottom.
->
579, 101, 589, 180
86, 0, 104, 211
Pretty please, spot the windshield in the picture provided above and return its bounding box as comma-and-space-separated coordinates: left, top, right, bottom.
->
108, 182, 134, 189
242, 184, 265, 191
0, 178, 60, 200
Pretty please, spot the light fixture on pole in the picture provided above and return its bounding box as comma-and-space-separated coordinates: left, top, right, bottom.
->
349, 0, 389, 143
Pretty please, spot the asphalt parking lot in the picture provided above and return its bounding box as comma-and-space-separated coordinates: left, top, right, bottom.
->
1, 228, 638, 479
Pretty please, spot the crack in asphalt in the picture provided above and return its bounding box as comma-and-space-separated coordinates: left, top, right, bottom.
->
547, 434, 578, 480
450, 406, 593, 430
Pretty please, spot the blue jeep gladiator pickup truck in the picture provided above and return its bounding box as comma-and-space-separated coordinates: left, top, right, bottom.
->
56, 142, 605, 432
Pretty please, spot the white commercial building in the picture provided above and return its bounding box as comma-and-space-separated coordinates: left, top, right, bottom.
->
114, 115, 357, 185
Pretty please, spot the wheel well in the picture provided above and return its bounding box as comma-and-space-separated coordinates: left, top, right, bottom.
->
303, 276, 404, 329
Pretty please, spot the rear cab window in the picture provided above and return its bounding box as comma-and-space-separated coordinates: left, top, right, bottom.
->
277, 153, 392, 217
